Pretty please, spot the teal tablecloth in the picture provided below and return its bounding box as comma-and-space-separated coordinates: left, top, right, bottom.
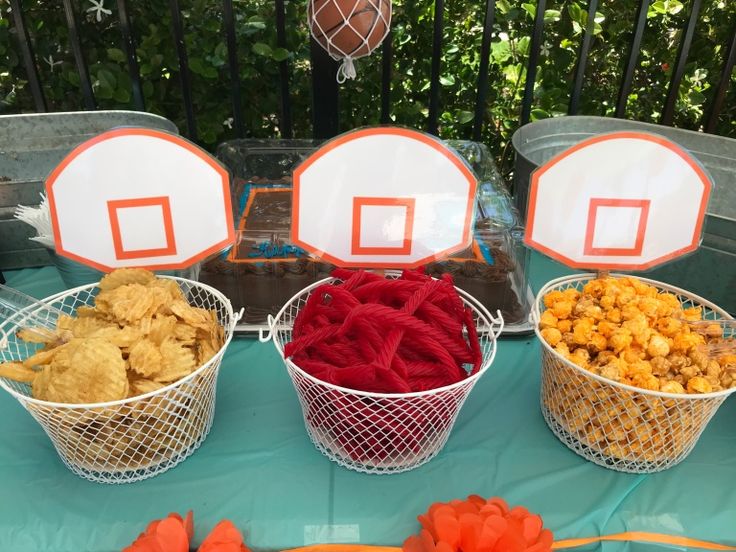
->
1, 256, 734, 551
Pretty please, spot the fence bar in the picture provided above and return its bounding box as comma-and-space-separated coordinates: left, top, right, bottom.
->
62, 0, 96, 110
473, 0, 496, 141
568, 0, 598, 114
380, 27, 393, 125
704, 22, 736, 133
615, 0, 648, 118
310, 38, 339, 139
168, 0, 197, 140
116, 0, 145, 111
275, 0, 293, 138
428, 0, 444, 135
222, 0, 244, 137
661, 0, 702, 125
9, 0, 46, 112
520, 0, 546, 126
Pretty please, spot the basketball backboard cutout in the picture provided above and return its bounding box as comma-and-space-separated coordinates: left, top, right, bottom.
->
292, 127, 477, 269
524, 131, 712, 271
46, 128, 234, 272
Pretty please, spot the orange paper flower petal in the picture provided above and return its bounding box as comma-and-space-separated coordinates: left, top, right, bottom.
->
521, 515, 544, 544
152, 516, 190, 552
433, 513, 460, 549
198, 519, 251, 552
184, 511, 194, 542
124, 513, 190, 552
477, 515, 507, 551
459, 513, 483, 551
401, 535, 434, 552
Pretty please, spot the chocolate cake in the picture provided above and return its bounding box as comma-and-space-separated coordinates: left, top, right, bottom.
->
201, 184, 525, 328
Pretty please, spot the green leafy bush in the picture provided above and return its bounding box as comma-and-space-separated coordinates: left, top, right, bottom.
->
1, 0, 734, 172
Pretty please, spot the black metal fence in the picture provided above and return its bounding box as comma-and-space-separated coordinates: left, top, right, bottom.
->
6, 0, 736, 141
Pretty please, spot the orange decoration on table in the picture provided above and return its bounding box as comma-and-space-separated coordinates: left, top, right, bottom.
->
123, 512, 251, 552
402, 496, 553, 552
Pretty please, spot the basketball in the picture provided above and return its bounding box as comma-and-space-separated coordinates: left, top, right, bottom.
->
309, 0, 391, 59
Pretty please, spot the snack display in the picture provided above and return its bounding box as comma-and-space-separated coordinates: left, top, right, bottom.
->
270, 269, 503, 473
0, 269, 235, 483
535, 274, 735, 473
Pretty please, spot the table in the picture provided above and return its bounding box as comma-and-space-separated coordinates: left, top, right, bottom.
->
1, 255, 734, 551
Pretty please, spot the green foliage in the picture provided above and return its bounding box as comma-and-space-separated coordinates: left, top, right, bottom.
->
1, 0, 735, 173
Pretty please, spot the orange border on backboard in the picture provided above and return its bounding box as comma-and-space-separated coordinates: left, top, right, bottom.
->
46, 127, 234, 273
107, 196, 177, 260
524, 131, 712, 271
351, 197, 415, 256
291, 127, 476, 269
583, 198, 650, 256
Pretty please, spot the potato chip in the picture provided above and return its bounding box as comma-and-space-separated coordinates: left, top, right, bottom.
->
0, 361, 37, 383
153, 337, 197, 383
128, 339, 164, 377
32, 365, 54, 401
44, 338, 128, 404
146, 278, 185, 302
74, 306, 98, 318
173, 322, 198, 345
98, 267, 155, 291
196, 339, 219, 365
69, 316, 116, 338
147, 314, 178, 346
23, 342, 68, 368
90, 325, 144, 349
15, 327, 59, 345
170, 300, 211, 329
130, 378, 166, 396
48, 338, 83, 372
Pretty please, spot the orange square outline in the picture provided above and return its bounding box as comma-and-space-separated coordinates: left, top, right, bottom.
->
351, 197, 415, 256
584, 198, 651, 256
107, 196, 177, 260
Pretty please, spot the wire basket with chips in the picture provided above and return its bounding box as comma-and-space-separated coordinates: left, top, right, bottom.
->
265, 275, 503, 474
533, 273, 735, 474
0, 275, 237, 484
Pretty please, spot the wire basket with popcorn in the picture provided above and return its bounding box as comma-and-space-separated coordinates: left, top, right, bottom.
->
533, 273, 735, 473
0, 269, 238, 484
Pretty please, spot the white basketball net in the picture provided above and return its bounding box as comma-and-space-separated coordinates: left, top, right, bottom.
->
308, 0, 392, 83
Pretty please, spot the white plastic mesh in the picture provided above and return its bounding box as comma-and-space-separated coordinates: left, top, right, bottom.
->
271, 276, 503, 474
534, 274, 735, 473
0, 278, 236, 484
308, 0, 391, 82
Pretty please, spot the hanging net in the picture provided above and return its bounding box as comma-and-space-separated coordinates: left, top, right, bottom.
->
308, 0, 392, 83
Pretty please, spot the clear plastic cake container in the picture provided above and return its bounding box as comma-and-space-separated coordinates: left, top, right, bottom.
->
203, 138, 534, 335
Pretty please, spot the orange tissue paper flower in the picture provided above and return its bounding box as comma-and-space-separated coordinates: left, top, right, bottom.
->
402, 496, 553, 552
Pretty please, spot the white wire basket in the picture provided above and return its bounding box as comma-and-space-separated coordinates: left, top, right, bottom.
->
262, 275, 504, 474
533, 273, 735, 474
0, 277, 238, 484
